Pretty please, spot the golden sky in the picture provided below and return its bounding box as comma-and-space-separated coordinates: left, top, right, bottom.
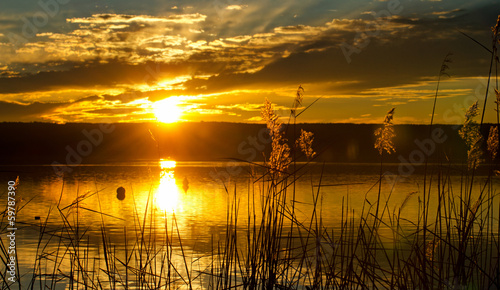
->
0, 0, 498, 124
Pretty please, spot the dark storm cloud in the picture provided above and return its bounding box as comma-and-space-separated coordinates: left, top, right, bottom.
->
0, 101, 62, 121
86, 107, 142, 115
0, 61, 218, 94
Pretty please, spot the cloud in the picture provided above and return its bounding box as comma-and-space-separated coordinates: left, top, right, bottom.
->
0, 90, 159, 123
216, 103, 263, 111
0, 101, 62, 122
67, 13, 207, 24
0, 60, 222, 94
226, 5, 247, 11
0, 1, 498, 123
0, 12, 208, 67
431, 9, 463, 16
431, 8, 464, 19
0, 8, 490, 99
39, 96, 156, 123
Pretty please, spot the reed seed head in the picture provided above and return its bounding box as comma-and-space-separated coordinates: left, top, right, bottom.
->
439, 52, 452, 77
487, 126, 499, 160
459, 101, 483, 170
492, 15, 500, 37
262, 98, 280, 135
296, 129, 316, 160
261, 98, 291, 175
374, 108, 396, 155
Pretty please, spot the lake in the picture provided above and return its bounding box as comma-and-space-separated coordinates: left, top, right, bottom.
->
1, 161, 498, 289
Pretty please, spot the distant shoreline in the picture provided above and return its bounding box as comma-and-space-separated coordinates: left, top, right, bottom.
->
0, 122, 495, 165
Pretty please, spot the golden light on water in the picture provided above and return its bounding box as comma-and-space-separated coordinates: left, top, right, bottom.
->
155, 159, 182, 213
153, 97, 183, 123
160, 159, 176, 169
155, 170, 182, 213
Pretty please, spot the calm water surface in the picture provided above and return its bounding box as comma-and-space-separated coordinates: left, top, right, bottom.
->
0, 161, 497, 288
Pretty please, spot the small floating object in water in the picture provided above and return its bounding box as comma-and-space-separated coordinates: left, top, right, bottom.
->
116, 186, 126, 200
34, 216, 40, 220
183, 177, 189, 193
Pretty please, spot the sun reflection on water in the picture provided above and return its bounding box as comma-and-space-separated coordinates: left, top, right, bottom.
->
155, 160, 182, 213
160, 159, 176, 169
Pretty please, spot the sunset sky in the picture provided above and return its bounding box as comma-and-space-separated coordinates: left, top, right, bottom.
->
0, 0, 498, 124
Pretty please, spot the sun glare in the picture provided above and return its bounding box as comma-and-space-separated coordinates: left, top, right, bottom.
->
155, 171, 181, 213
160, 159, 176, 169
153, 97, 182, 123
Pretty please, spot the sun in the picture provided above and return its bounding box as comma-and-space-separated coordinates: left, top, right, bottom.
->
153, 97, 183, 123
